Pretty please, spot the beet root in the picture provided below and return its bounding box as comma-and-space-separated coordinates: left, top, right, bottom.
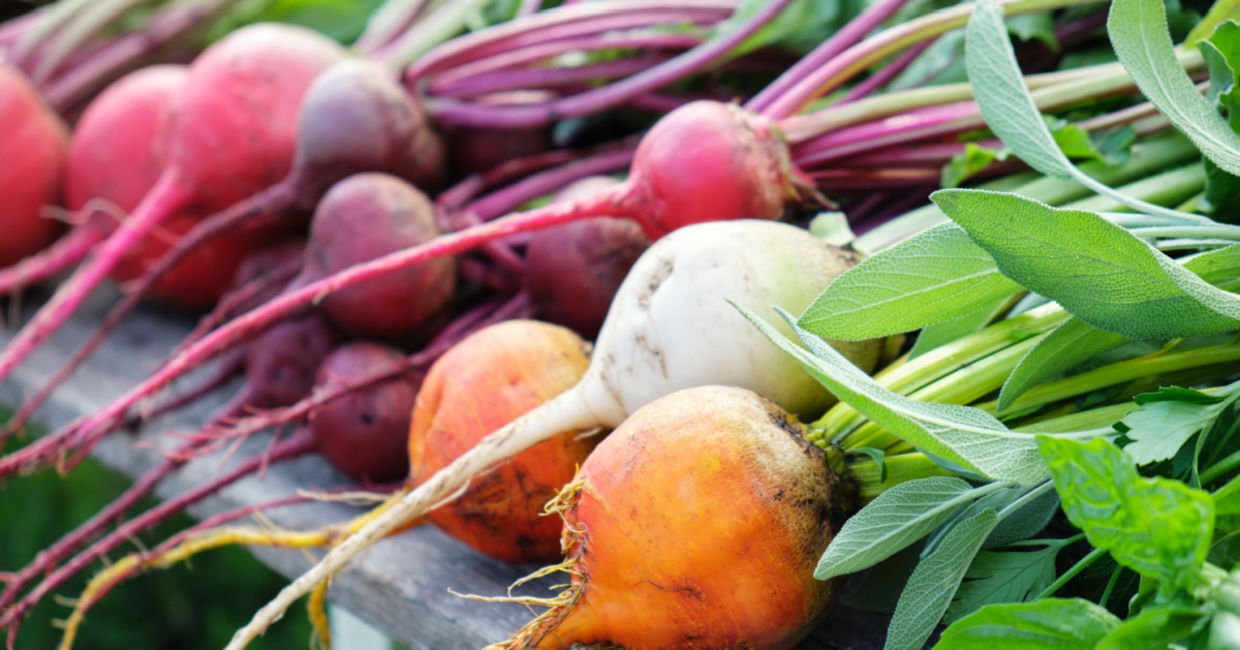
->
505, 385, 849, 650
311, 342, 420, 483
301, 172, 456, 340
0, 63, 68, 267
409, 320, 596, 563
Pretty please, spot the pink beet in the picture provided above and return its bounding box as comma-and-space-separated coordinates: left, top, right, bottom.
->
0, 63, 68, 268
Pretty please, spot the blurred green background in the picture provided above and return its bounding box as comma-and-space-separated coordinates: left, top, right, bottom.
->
0, 431, 314, 649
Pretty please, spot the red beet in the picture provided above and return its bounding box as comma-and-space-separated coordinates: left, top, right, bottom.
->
0, 62, 68, 268
299, 173, 456, 341
210, 315, 338, 424
525, 176, 649, 338
311, 343, 420, 482
0, 23, 346, 383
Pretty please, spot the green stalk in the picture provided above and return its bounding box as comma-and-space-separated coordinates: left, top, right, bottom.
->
375, 0, 491, 69
844, 451, 955, 503
1036, 547, 1107, 599
809, 303, 1068, 445
855, 133, 1201, 253
1014, 402, 1138, 433
767, 0, 1110, 121
1065, 164, 1206, 214
839, 336, 1043, 451
985, 341, 1240, 417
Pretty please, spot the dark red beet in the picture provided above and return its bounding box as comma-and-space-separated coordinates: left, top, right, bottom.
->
524, 177, 648, 338
300, 172, 456, 340
310, 342, 420, 482
210, 314, 337, 423
288, 58, 444, 202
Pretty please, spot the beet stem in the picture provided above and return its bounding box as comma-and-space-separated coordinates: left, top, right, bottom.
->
6, 186, 294, 436
746, 0, 911, 116
837, 38, 934, 104
0, 218, 106, 298
0, 174, 191, 386
423, 0, 794, 128
0, 429, 314, 634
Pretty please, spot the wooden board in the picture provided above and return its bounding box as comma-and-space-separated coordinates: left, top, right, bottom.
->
0, 288, 891, 649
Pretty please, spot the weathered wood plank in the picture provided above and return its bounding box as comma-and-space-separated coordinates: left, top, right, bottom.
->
0, 288, 889, 649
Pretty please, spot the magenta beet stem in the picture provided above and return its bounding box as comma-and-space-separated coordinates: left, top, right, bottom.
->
0, 430, 314, 634
0, 174, 193, 387
432, 54, 679, 99
0, 217, 107, 297
403, 1, 736, 80
791, 99, 979, 168
837, 38, 934, 104
426, 32, 699, 95
747, 0, 911, 116
422, 0, 795, 128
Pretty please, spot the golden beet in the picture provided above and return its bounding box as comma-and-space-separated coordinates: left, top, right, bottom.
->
507, 385, 851, 650
408, 319, 598, 563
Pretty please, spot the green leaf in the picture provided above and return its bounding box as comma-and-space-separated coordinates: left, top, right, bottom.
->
798, 223, 1019, 340
1203, 158, 1240, 223
814, 477, 976, 580
1215, 474, 1240, 516
1000, 244, 1240, 410
209, 0, 386, 43
982, 487, 1060, 548
1200, 22, 1240, 134
933, 189, 1240, 339
998, 318, 1130, 412
1108, 0, 1240, 176
885, 509, 999, 650
944, 547, 1059, 623
936, 598, 1120, 649
1095, 606, 1207, 650
719, 0, 861, 56
943, 143, 1002, 188
1038, 437, 1215, 588
1119, 396, 1230, 465
739, 304, 1052, 484
1005, 13, 1056, 49
964, 0, 1075, 178
1188, 1, 1240, 47
908, 292, 1014, 359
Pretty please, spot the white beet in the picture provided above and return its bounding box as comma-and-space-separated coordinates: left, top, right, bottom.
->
225, 219, 880, 648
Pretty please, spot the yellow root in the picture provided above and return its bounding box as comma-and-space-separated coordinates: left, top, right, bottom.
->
58, 487, 413, 650
308, 580, 332, 650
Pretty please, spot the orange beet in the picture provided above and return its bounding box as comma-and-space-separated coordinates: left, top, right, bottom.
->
408, 320, 598, 563
507, 385, 851, 650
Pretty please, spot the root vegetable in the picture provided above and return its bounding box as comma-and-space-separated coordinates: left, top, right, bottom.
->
299, 173, 456, 341
311, 343, 421, 483
409, 320, 596, 563
498, 385, 848, 650
0, 23, 346, 383
525, 176, 648, 338
0, 62, 68, 268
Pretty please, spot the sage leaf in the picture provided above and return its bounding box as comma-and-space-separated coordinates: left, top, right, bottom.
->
738, 303, 1054, 484
944, 547, 1059, 624
1108, 0, 1240, 176
885, 509, 999, 650
936, 598, 1120, 650
814, 476, 976, 580
998, 319, 1129, 412
798, 223, 1019, 340
933, 189, 1240, 339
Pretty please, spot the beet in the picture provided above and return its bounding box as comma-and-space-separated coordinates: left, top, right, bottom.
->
525, 176, 648, 338
300, 172, 456, 341
310, 343, 420, 482
0, 62, 68, 268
